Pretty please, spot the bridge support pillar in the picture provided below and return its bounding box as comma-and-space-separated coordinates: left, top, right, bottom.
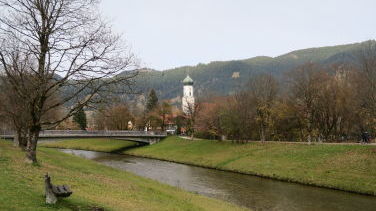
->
148, 138, 160, 145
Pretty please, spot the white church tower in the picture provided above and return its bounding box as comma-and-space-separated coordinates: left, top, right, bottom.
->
182, 75, 195, 114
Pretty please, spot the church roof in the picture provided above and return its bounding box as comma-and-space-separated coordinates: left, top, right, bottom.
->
183, 75, 194, 85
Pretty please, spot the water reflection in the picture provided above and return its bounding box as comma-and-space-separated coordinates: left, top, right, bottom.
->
61, 149, 376, 211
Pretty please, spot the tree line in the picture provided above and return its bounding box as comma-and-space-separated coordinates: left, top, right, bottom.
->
91, 89, 176, 132
195, 44, 376, 142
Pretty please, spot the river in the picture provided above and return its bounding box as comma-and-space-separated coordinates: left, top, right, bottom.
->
60, 149, 376, 211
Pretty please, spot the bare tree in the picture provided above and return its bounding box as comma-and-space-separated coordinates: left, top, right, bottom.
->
156, 101, 172, 131
94, 103, 134, 130
184, 100, 201, 139
0, 0, 137, 163
231, 90, 254, 140
313, 67, 348, 141
0, 75, 30, 149
196, 99, 225, 139
287, 63, 323, 143
247, 74, 278, 142
356, 42, 376, 132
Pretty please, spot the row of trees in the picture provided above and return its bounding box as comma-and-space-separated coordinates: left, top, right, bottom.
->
90, 90, 174, 131
94, 104, 134, 130
195, 45, 376, 142
52, 89, 192, 134
142, 89, 175, 131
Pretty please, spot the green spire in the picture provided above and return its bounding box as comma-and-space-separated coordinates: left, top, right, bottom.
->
183, 75, 194, 85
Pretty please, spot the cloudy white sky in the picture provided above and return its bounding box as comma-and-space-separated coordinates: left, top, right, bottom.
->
100, 0, 376, 70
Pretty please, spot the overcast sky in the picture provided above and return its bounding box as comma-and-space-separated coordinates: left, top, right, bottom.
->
100, 0, 376, 70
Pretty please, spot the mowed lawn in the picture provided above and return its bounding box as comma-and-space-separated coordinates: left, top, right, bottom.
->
126, 137, 376, 195
0, 140, 246, 211
41, 138, 139, 152
42, 136, 376, 195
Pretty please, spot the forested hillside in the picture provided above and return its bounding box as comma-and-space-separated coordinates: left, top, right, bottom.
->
125, 41, 368, 101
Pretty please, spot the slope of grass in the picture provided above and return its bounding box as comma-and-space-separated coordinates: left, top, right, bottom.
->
41, 136, 376, 195
0, 140, 245, 211
126, 137, 376, 195
41, 138, 139, 152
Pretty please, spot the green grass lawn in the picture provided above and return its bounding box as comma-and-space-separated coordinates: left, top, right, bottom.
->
41, 138, 139, 153
128, 137, 376, 195
42, 136, 376, 196
0, 140, 245, 211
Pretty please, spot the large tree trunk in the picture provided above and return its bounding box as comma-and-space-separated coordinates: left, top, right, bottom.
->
14, 129, 28, 150
19, 131, 28, 150
25, 126, 40, 164
260, 123, 266, 142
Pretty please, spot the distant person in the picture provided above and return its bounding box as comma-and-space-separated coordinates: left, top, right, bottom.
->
361, 132, 370, 144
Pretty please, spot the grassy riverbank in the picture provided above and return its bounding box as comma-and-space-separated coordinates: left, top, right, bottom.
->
41, 138, 139, 152
42, 136, 376, 196
0, 140, 245, 210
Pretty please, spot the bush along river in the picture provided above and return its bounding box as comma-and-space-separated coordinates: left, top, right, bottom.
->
60, 149, 376, 211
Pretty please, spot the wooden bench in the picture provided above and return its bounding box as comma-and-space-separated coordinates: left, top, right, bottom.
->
44, 174, 73, 204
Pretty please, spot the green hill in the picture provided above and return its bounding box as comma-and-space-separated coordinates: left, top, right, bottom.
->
128, 41, 369, 101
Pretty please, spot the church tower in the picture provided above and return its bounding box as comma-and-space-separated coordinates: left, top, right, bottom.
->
182, 75, 195, 114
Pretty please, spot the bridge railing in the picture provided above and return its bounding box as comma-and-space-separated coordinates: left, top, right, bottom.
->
1, 130, 167, 137
1, 130, 13, 136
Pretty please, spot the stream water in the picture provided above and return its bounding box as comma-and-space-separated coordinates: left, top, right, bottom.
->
60, 149, 376, 211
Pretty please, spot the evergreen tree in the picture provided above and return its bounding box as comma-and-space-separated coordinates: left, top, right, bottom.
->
73, 107, 87, 130
146, 89, 159, 112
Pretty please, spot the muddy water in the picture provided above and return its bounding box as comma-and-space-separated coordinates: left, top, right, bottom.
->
61, 149, 376, 211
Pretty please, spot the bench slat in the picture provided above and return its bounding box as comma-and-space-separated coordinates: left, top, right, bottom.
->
52, 185, 59, 194
63, 185, 72, 193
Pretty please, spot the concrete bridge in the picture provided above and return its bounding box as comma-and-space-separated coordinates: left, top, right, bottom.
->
0, 130, 167, 145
